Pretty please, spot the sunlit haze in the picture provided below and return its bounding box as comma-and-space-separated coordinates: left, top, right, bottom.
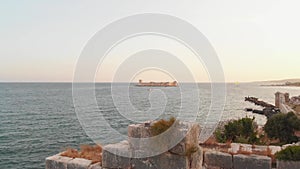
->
1, 0, 300, 82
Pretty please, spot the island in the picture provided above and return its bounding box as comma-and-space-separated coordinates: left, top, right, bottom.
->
136, 79, 178, 87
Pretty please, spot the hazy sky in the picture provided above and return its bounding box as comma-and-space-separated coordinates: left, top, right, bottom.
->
1, 0, 300, 82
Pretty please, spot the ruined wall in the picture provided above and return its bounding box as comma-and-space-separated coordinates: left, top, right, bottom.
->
46, 121, 300, 169
275, 92, 295, 114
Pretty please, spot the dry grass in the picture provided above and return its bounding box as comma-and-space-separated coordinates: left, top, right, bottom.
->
61, 144, 102, 164
150, 117, 176, 136
185, 145, 199, 157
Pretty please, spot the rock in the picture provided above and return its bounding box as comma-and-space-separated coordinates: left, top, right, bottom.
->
268, 146, 281, 155
130, 152, 193, 169
128, 123, 152, 138
282, 144, 294, 150
45, 154, 72, 169
233, 154, 271, 169
169, 142, 186, 155
240, 144, 252, 153
190, 146, 203, 169
102, 141, 132, 169
67, 158, 92, 169
129, 121, 200, 157
228, 143, 240, 154
277, 160, 300, 169
152, 152, 190, 169
88, 162, 102, 169
252, 145, 268, 153
169, 122, 200, 156
204, 151, 232, 169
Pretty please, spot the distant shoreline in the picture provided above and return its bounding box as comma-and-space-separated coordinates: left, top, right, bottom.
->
261, 82, 300, 87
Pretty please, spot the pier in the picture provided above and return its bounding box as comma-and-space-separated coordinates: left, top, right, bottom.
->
245, 97, 279, 118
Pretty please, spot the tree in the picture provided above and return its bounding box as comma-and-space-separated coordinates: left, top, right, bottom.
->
264, 112, 300, 144
216, 117, 258, 144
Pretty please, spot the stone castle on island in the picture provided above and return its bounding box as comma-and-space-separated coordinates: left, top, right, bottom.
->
136, 79, 178, 87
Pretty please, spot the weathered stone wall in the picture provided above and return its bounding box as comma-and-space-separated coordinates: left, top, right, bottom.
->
102, 121, 203, 169
275, 92, 295, 114
46, 121, 300, 169
45, 154, 102, 169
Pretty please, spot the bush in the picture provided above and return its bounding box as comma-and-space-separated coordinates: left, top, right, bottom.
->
276, 146, 300, 161
264, 112, 300, 144
215, 117, 259, 144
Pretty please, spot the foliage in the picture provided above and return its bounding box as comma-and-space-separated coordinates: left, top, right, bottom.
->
150, 117, 176, 136
264, 112, 300, 144
276, 146, 300, 161
215, 117, 259, 144
215, 129, 227, 143
61, 144, 102, 164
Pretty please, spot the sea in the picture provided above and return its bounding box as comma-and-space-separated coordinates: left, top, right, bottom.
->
0, 83, 299, 169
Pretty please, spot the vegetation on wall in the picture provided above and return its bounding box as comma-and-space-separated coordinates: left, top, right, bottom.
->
276, 145, 300, 161
150, 116, 177, 136
61, 144, 102, 164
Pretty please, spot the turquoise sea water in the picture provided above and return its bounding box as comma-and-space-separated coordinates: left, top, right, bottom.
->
0, 83, 299, 169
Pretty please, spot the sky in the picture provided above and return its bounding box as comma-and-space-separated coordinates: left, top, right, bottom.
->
0, 0, 300, 82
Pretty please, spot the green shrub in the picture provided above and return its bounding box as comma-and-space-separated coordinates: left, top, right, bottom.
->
215, 129, 227, 143
276, 146, 300, 161
264, 112, 300, 144
215, 117, 258, 144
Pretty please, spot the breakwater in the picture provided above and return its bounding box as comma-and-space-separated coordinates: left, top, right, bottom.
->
245, 96, 279, 118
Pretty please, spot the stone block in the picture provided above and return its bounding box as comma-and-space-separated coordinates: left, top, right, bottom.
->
239, 144, 252, 153
130, 152, 190, 169
228, 143, 240, 154
282, 143, 294, 150
168, 122, 200, 156
204, 151, 232, 169
277, 160, 300, 169
128, 122, 168, 152
268, 146, 281, 155
153, 152, 190, 169
88, 162, 102, 169
233, 154, 271, 169
128, 121, 200, 156
128, 123, 152, 138
67, 158, 92, 169
169, 142, 186, 155
102, 141, 132, 169
46, 154, 72, 169
252, 145, 268, 153
190, 146, 203, 169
